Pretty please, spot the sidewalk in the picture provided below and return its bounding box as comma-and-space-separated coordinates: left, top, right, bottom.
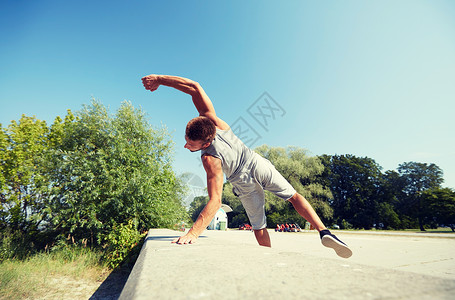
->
120, 229, 455, 300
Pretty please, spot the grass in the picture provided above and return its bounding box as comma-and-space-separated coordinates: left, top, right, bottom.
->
0, 246, 111, 300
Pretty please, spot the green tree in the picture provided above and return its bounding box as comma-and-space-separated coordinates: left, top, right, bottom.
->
0, 115, 49, 233
376, 202, 401, 229
397, 162, 444, 231
376, 170, 406, 229
422, 188, 455, 231
320, 154, 383, 229
43, 100, 187, 246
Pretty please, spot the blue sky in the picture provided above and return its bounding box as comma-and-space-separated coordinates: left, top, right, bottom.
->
1, 0, 454, 189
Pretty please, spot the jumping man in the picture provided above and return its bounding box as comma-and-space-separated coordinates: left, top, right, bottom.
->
142, 74, 352, 258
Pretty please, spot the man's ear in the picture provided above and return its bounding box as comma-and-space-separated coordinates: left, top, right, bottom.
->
201, 142, 211, 149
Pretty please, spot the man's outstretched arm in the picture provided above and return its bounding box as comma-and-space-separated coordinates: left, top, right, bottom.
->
172, 155, 224, 244
142, 74, 228, 129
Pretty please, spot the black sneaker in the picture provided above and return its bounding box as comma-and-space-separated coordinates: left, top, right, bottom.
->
320, 229, 352, 259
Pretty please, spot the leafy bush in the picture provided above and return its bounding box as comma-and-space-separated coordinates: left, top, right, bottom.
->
102, 220, 146, 269
340, 219, 353, 230
0, 230, 15, 262
0, 229, 36, 261
1, 100, 188, 265
42, 101, 188, 246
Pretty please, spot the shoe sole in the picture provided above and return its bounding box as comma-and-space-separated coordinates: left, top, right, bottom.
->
322, 235, 353, 259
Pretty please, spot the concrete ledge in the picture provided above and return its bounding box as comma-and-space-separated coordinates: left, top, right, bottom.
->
120, 229, 455, 300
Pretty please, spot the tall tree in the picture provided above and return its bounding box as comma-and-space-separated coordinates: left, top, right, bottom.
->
421, 188, 455, 231
376, 170, 406, 229
43, 100, 188, 245
320, 154, 383, 229
397, 162, 444, 231
0, 115, 49, 233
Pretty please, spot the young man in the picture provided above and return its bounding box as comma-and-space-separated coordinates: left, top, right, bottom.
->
142, 74, 352, 258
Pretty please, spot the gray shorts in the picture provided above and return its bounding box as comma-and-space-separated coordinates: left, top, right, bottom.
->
229, 155, 296, 230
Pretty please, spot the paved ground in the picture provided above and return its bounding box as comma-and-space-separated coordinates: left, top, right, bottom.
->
120, 229, 455, 300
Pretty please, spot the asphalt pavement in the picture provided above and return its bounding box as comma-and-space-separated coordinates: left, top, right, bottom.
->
119, 229, 455, 300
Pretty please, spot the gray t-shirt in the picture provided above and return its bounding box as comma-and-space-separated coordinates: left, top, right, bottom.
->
201, 128, 256, 180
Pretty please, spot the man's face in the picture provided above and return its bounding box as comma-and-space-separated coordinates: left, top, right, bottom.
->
184, 136, 209, 152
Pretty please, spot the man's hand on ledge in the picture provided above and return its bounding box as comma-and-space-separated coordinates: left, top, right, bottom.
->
172, 231, 198, 245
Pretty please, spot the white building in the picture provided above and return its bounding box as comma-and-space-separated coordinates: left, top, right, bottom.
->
207, 204, 232, 230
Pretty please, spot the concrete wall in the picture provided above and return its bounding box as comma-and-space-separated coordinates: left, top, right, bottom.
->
119, 229, 455, 299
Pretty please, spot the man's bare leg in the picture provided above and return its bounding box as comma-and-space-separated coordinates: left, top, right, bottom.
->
288, 193, 326, 231
253, 228, 271, 247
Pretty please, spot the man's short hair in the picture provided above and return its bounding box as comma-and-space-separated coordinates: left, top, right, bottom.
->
185, 116, 216, 144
